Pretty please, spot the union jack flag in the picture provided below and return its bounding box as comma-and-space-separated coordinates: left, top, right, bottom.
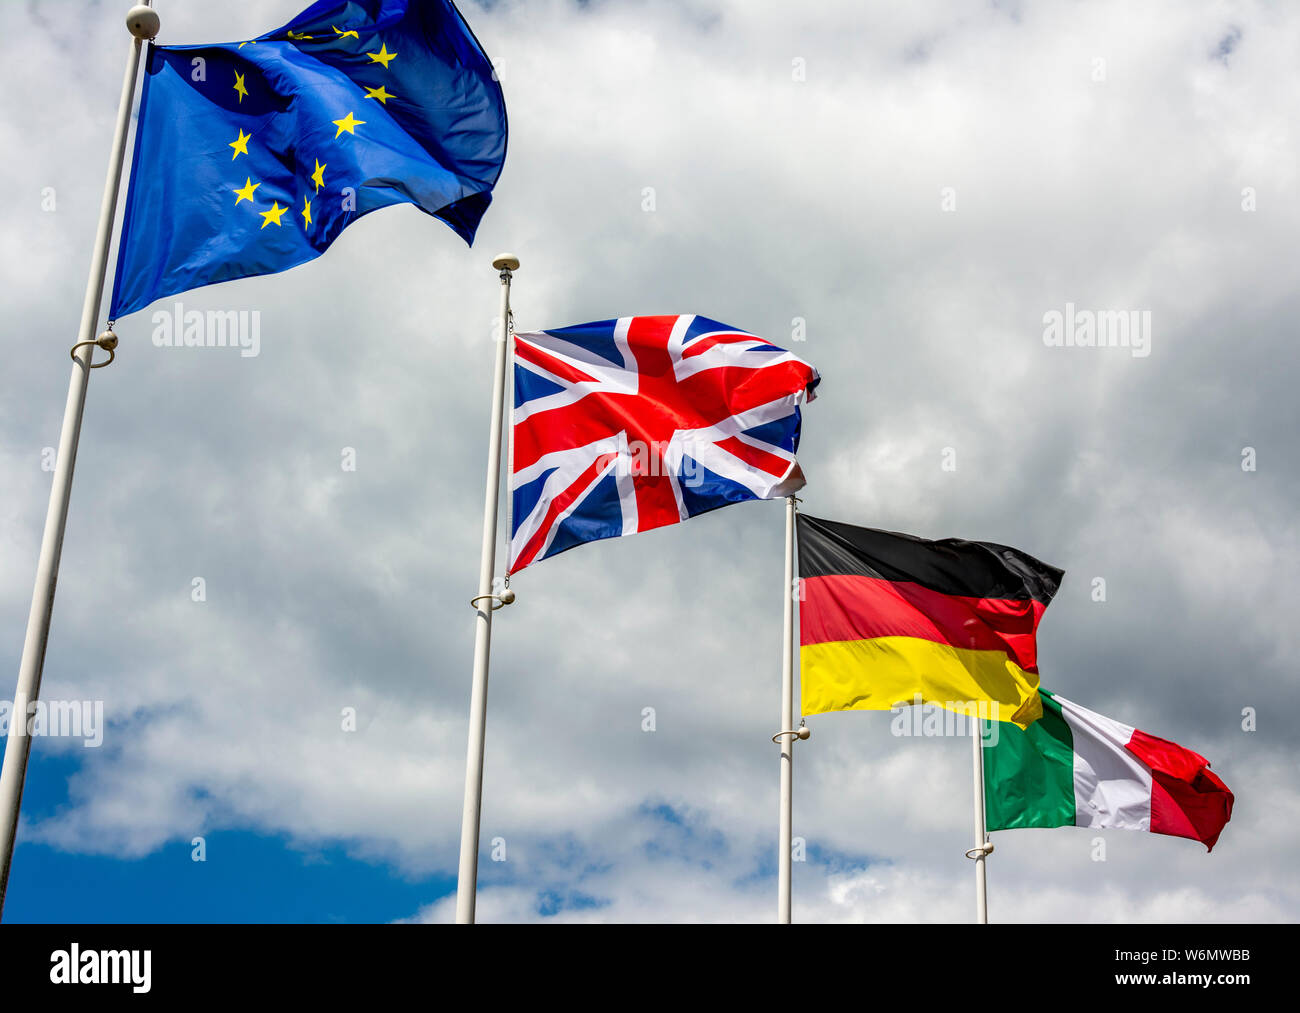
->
509, 314, 820, 572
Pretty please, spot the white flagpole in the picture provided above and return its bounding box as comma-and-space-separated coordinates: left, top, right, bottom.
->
0, 2, 158, 920
775, 494, 807, 923
969, 712, 992, 923
455, 253, 518, 924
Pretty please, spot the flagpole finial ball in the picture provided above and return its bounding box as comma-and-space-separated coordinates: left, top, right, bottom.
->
492, 253, 520, 272
126, 5, 160, 40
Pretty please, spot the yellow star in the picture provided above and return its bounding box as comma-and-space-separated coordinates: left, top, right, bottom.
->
332, 25, 359, 39
229, 128, 252, 160
287, 30, 313, 41
310, 158, 326, 192
233, 177, 260, 204
234, 71, 248, 103
301, 195, 313, 227
260, 201, 288, 229
364, 84, 396, 104
332, 111, 366, 138
367, 43, 397, 68
237, 40, 257, 50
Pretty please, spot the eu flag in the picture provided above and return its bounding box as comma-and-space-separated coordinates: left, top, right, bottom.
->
109, 0, 507, 318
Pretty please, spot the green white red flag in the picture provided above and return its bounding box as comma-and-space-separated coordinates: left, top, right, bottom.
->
983, 689, 1234, 851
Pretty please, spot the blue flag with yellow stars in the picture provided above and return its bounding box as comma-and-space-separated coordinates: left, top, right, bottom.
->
109, 0, 507, 318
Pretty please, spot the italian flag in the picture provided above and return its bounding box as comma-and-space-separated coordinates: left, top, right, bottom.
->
983, 689, 1234, 850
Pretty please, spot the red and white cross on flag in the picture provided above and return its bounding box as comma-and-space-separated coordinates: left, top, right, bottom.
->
508, 314, 820, 572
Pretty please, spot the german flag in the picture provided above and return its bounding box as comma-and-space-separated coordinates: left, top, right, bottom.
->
797, 514, 1063, 728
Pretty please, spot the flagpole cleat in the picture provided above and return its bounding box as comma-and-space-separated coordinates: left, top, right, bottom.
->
126, 5, 160, 40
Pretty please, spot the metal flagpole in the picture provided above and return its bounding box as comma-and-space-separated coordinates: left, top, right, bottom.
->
0, 2, 159, 920
455, 253, 519, 924
774, 494, 808, 923
968, 711, 993, 923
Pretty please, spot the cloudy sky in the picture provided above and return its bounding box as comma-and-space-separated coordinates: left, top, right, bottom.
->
2, 0, 1297, 923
